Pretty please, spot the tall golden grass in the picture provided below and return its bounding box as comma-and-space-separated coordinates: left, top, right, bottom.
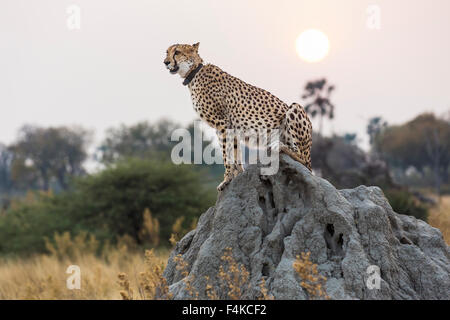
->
428, 195, 450, 244
0, 249, 169, 299
0, 230, 169, 300
0, 246, 328, 300
3, 195, 447, 300
293, 252, 329, 299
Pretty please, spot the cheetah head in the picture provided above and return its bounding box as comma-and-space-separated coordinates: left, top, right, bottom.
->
164, 43, 203, 78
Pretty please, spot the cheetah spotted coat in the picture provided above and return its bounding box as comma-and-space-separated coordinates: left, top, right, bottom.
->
164, 43, 312, 191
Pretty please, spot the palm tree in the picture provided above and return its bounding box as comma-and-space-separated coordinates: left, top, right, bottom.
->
301, 79, 335, 136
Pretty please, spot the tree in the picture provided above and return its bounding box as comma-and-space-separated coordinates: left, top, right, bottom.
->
98, 119, 225, 186
0, 144, 13, 195
9, 125, 90, 191
311, 133, 367, 186
424, 126, 446, 198
367, 117, 388, 147
343, 133, 357, 145
98, 119, 179, 164
0, 144, 12, 190
185, 121, 224, 184
376, 113, 450, 194
310, 133, 426, 220
301, 79, 336, 135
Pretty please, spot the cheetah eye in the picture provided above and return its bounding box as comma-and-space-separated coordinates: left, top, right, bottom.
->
174, 50, 180, 55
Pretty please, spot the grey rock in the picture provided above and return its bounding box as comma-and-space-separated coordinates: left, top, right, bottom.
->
162, 155, 450, 300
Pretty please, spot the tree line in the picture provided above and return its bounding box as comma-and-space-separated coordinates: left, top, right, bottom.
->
0, 79, 448, 256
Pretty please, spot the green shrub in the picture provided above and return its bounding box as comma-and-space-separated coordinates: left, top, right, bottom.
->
0, 158, 216, 256
70, 158, 215, 243
0, 192, 74, 256
384, 188, 428, 221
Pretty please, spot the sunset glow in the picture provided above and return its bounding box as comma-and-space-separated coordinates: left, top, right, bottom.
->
296, 29, 330, 63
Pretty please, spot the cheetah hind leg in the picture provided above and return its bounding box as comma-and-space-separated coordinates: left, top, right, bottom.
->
279, 144, 308, 167
281, 103, 313, 170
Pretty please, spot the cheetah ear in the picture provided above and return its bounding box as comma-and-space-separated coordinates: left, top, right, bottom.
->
192, 42, 200, 52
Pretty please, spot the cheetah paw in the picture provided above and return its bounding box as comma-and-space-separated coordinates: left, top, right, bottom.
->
217, 178, 232, 192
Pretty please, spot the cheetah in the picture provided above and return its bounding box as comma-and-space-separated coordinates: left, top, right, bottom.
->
164, 42, 312, 191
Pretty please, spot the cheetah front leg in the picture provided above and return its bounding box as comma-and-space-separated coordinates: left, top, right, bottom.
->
217, 130, 243, 191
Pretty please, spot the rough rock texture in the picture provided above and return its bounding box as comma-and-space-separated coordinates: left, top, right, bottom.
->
163, 155, 450, 300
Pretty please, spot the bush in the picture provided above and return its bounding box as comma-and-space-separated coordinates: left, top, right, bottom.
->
69, 158, 215, 244
0, 192, 75, 256
0, 158, 216, 256
384, 188, 428, 221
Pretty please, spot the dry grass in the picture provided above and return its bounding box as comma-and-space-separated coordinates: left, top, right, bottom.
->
293, 252, 329, 300
0, 246, 169, 300
118, 247, 272, 300
0, 244, 326, 300
217, 247, 251, 300
118, 249, 171, 300
428, 195, 450, 244
0, 226, 330, 300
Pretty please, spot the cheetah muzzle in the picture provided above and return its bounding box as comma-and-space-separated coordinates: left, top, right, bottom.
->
164, 43, 313, 192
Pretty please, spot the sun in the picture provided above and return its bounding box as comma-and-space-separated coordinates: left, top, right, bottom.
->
296, 29, 330, 63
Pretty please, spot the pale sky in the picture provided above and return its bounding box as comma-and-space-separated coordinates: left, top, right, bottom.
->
1, 0, 450, 150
